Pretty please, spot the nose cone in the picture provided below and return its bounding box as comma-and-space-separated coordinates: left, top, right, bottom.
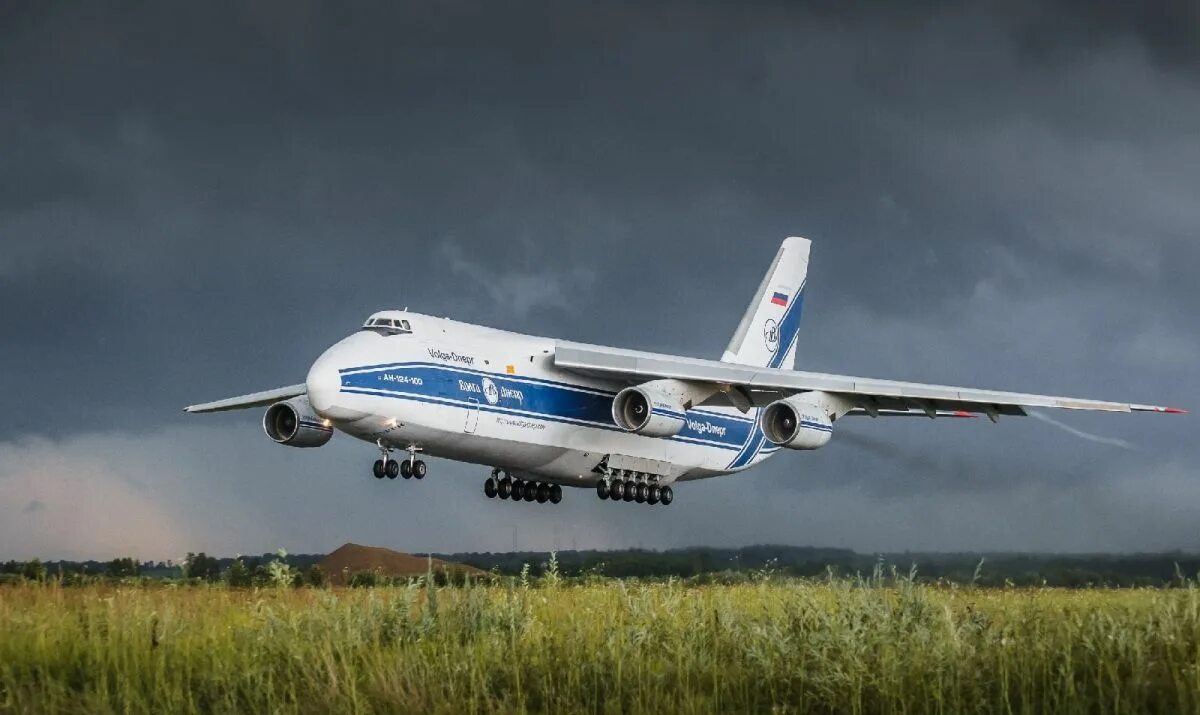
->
305, 351, 342, 417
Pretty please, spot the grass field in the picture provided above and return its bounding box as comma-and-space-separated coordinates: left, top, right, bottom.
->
2, 574, 1198, 714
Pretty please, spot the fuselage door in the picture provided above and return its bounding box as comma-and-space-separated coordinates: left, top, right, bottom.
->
464, 398, 480, 433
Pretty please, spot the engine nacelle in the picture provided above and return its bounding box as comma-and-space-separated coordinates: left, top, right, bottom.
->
760, 393, 836, 450
263, 396, 333, 448
611, 385, 688, 438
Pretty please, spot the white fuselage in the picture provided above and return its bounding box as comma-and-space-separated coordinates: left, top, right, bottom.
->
304, 312, 779, 487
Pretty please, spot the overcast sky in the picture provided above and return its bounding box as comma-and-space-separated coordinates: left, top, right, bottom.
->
1, 0, 1197, 560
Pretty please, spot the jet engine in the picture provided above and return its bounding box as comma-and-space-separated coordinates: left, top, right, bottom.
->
760, 393, 840, 450
263, 396, 333, 448
611, 385, 687, 437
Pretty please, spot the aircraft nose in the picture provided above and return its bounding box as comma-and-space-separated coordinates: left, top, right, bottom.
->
305, 352, 342, 416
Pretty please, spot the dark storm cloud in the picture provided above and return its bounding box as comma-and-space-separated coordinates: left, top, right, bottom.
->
0, 1, 1195, 556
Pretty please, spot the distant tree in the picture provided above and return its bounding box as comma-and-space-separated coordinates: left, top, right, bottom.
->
106, 557, 139, 579
183, 552, 222, 582
305, 564, 326, 588
22, 559, 47, 582
225, 558, 253, 588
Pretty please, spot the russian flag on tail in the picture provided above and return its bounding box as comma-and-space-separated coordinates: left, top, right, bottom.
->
770, 291, 789, 307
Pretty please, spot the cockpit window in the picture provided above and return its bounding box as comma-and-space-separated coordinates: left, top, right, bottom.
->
361, 316, 413, 336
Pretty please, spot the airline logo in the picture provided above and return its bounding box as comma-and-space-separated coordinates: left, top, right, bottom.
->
685, 419, 728, 438
428, 348, 475, 366
763, 318, 779, 353
770, 291, 789, 307
458, 376, 523, 404
481, 377, 500, 405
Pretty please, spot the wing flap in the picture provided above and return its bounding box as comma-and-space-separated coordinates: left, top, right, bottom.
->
843, 408, 980, 418
184, 384, 307, 414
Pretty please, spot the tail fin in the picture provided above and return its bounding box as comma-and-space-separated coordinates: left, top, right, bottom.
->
721, 236, 810, 370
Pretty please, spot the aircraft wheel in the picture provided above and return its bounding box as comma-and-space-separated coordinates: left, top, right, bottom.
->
536, 483, 550, 504
523, 481, 537, 502
373, 460, 386, 479
596, 481, 610, 500
660, 486, 674, 506
622, 480, 636, 502
498, 478, 512, 499
634, 483, 647, 503
385, 459, 400, 479
609, 480, 624, 501
484, 477, 497, 498
510, 479, 524, 500
647, 485, 660, 505
400, 459, 413, 479
413, 460, 427, 479
550, 484, 563, 504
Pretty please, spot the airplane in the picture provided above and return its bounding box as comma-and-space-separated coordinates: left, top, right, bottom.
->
185, 237, 1185, 507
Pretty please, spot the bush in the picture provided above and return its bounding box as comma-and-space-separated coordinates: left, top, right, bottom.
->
260, 549, 297, 588
348, 570, 380, 588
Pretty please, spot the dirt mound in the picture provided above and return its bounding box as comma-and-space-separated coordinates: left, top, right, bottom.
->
319, 543, 483, 585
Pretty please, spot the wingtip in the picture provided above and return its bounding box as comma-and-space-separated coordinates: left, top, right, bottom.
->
1131, 404, 1187, 415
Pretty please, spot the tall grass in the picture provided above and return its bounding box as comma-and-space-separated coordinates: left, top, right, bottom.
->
1, 575, 1198, 713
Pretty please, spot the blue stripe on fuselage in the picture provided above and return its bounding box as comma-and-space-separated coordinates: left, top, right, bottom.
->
337, 363, 754, 451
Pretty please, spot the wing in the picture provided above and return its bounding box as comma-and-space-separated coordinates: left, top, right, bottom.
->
552, 341, 1184, 419
184, 384, 307, 414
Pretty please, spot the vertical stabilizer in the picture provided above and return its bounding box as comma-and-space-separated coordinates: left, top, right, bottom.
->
721, 236, 810, 370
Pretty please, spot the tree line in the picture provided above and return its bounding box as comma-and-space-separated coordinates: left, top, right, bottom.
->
5, 545, 1200, 588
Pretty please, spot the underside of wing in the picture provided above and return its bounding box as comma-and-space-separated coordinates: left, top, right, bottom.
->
184, 384, 307, 414
553, 341, 1184, 419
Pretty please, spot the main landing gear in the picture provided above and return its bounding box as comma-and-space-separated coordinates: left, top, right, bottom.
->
484, 468, 562, 505
596, 472, 673, 506
372, 441, 427, 481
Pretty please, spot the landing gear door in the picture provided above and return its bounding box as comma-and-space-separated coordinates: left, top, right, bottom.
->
464, 398, 480, 434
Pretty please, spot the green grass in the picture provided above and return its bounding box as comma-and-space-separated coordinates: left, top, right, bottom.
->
2, 577, 1198, 713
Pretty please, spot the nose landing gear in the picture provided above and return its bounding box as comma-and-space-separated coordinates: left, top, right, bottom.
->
372, 441, 427, 482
